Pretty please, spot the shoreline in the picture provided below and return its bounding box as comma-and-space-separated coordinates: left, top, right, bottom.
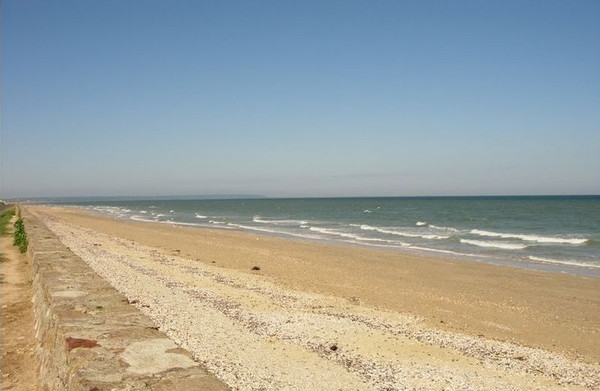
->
167, 221, 600, 278
68, 202, 600, 278
30, 205, 600, 365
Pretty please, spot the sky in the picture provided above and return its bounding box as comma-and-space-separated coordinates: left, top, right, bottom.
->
1, 0, 599, 198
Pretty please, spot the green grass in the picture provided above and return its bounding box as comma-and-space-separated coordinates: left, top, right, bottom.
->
1, 207, 16, 236
13, 216, 28, 253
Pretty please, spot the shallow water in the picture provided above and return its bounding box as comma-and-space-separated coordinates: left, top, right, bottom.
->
55, 196, 600, 276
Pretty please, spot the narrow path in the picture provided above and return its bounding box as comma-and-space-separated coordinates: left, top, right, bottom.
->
1, 216, 38, 391
39, 211, 600, 391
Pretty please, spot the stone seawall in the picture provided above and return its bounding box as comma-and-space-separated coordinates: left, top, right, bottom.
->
23, 209, 229, 391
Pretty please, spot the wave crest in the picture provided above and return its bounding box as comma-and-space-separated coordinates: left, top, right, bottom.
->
360, 225, 450, 240
528, 256, 600, 269
461, 239, 527, 250
253, 216, 308, 225
471, 229, 588, 245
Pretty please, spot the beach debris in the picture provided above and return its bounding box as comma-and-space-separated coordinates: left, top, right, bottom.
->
251, 266, 261, 271
330, 344, 338, 351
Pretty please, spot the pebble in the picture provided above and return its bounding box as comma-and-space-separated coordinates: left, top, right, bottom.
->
41, 215, 600, 391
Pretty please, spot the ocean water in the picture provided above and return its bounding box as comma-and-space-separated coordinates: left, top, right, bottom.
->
62, 196, 599, 276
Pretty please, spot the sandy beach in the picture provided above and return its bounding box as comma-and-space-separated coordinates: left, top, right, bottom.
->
28, 205, 600, 390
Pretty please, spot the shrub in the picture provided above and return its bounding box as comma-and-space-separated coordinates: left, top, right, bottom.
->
13, 217, 28, 253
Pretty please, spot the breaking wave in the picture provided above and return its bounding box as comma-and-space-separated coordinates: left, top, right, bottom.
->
360, 225, 450, 240
461, 239, 528, 250
528, 256, 600, 269
253, 216, 308, 225
471, 229, 588, 245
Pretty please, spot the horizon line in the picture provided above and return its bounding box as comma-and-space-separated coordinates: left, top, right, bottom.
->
3, 193, 600, 202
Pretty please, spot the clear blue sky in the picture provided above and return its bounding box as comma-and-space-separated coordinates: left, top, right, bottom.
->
2, 0, 599, 198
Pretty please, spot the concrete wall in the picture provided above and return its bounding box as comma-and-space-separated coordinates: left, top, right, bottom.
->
23, 209, 229, 391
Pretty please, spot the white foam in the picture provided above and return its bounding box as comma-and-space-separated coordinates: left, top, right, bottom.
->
140, 210, 147, 214
94, 206, 129, 216
363, 209, 372, 213
527, 256, 600, 269
308, 227, 410, 246
227, 223, 322, 239
355, 237, 404, 244
130, 215, 154, 223
360, 225, 450, 240
430, 225, 461, 233
461, 239, 527, 250
253, 216, 308, 225
470, 229, 588, 245
172, 221, 203, 227
155, 214, 165, 217
158, 220, 209, 228
195, 214, 208, 219
309, 227, 360, 239
342, 240, 410, 249
416, 221, 427, 226
169, 210, 175, 213
410, 246, 481, 257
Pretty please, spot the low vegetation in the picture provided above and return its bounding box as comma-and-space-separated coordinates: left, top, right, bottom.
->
13, 216, 28, 253
1, 206, 16, 236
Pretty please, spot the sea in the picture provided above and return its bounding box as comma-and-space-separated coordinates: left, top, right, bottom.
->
49, 196, 600, 277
